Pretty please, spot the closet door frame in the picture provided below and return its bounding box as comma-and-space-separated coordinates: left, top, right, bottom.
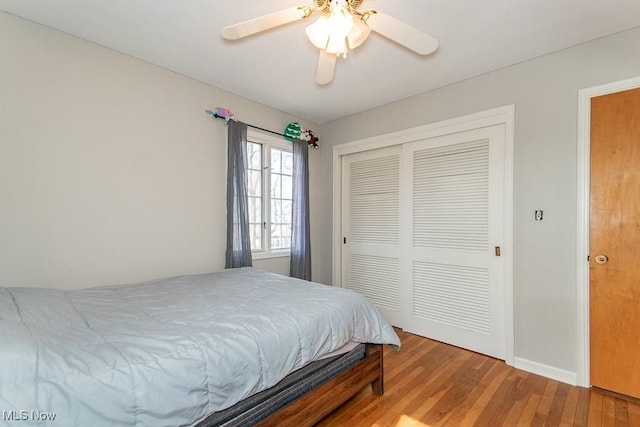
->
332, 105, 515, 366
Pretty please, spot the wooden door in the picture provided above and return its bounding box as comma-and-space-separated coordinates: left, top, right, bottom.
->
402, 125, 506, 359
590, 87, 640, 398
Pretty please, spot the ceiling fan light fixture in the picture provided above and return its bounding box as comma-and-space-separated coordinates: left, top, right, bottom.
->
305, 0, 354, 56
347, 15, 371, 49
325, 34, 348, 57
305, 16, 330, 49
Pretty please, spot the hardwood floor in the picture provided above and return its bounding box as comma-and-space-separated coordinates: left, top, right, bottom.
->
317, 329, 640, 426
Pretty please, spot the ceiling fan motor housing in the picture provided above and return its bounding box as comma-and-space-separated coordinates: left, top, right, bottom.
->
314, 0, 364, 14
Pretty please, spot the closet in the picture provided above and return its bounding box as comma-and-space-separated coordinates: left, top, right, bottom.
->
335, 108, 513, 360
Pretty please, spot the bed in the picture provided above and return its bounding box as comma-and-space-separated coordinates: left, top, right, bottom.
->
0, 267, 400, 426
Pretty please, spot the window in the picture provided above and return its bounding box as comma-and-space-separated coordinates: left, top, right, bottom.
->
246, 131, 293, 256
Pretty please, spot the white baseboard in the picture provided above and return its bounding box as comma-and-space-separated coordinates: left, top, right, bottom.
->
514, 357, 577, 385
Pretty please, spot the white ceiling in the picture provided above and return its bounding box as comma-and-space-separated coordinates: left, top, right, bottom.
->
2, 0, 640, 124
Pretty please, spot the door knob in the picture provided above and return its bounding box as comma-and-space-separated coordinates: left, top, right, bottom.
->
595, 254, 608, 264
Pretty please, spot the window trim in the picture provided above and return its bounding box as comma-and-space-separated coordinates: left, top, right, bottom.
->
247, 129, 293, 258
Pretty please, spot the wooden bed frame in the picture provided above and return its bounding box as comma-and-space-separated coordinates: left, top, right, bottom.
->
256, 343, 384, 426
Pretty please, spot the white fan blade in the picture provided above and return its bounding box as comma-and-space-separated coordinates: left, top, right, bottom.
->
365, 11, 439, 55
222, 7, 309, 40
316, 50, 337, 85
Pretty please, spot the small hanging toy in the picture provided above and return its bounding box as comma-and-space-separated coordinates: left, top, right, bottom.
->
307, 129, 320, 149
298, 128, 320, 149
205, 107, 236, 122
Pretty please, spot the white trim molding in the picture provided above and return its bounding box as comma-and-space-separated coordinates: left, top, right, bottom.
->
514, 358, 577, 386
576, 76, 640, 388
332, 105, 515, 366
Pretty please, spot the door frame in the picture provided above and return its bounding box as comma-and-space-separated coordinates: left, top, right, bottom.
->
576, 76, 640, 388
332, 105, 515, 366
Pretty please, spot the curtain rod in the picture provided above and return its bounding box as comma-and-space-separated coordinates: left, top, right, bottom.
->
205, 109, 284, 137
205, 109, 319, 149
244, 123, 286, 138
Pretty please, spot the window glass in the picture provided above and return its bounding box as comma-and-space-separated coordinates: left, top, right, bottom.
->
247, 142, 263, 251
245, 138, 293, 254
270, 148, 293, 251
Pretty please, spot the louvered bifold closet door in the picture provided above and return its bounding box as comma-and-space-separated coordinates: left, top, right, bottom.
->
402, 125, 506, 359
342, 146, 402, 326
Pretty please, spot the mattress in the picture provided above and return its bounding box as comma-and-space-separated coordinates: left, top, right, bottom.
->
197, 344, 366, 426
0, 267, 399, 426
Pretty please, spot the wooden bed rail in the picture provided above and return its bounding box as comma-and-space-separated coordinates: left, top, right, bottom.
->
257, 343, 384, 427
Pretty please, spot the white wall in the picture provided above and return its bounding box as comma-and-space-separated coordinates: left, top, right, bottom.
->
0, 12, 319, 288
315, 27, 640, 376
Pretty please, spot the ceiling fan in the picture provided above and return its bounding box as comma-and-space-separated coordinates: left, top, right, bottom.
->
222, 0, 439, 85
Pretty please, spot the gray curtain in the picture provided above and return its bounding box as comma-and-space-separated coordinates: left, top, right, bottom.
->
290, 139, 311, 280
225, 121, 253, 268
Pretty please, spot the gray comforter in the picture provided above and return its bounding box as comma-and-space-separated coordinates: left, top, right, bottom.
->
0, 268, 399, 426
